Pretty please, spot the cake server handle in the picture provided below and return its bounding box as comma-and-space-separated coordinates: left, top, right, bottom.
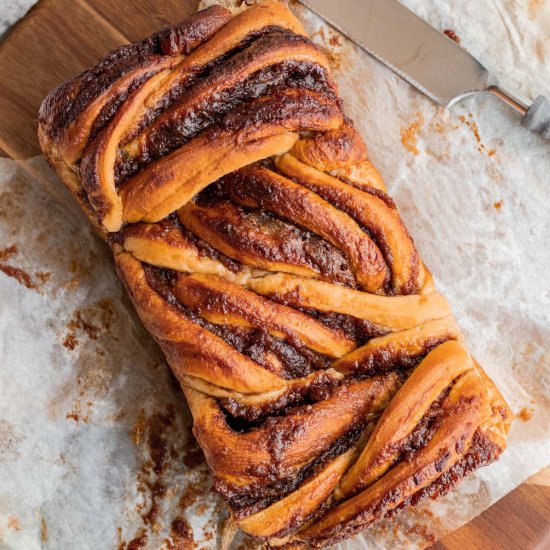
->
489, 85, 550, 140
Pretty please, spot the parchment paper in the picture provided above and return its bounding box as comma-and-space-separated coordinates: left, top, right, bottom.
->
1, 1, 549, 548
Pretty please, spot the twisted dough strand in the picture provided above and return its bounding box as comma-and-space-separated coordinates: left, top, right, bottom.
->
38, 2, 511, 548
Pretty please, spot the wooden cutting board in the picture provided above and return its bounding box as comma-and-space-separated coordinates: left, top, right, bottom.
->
0, 1, 549, 548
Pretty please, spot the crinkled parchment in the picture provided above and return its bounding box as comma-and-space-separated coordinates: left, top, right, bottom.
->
1, 1, 549, 548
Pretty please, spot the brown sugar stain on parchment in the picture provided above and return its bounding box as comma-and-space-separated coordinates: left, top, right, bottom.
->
401, 112, 424, 156
58, 299, 117, 423
309, 26, 343, 70
458, 113, 496, 156
118, 403, 217, 549
0, 243, 52, 291
0, 167, 220, 547
62, 299, 115, 352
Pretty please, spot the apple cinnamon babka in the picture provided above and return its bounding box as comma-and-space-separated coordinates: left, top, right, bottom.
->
38, 1, 511, 547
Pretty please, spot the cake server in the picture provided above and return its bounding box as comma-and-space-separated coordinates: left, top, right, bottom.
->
298, 0, 550, 140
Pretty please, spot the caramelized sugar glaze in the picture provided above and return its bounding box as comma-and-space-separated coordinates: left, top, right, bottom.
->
38, 2, 511, 547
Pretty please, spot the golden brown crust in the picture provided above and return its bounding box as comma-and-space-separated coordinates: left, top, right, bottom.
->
184, 374, 399, 490
222, 164, 389, 292
38, 3, 511, 548
173, 273, 356, 357
247, 273, 452, 330
177, 199, 354, 286
39, 5, 233, 166
275, 154, 424, 294
290, 120, 367, 172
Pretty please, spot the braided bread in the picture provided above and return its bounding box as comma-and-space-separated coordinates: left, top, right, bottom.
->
38, 2, 511, 547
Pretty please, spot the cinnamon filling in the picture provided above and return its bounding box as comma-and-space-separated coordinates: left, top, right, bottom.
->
188, 184, 355, 286
144, 264, 333, 379
219, 425, 365, 517
39, 5, 232, 139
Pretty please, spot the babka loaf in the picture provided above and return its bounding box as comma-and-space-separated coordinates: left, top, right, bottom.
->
38, 2, 511, 547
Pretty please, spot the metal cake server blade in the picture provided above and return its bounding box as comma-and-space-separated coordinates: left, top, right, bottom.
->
298, 0, 550, 140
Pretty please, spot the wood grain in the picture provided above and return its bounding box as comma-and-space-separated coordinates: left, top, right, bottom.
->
0, 0, 199, 159
431, 472, 550, 550
89, 0, 199, 42
0, 1, 548, 548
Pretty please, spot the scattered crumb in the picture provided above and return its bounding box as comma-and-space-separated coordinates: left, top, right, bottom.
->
0, 245, 52, 291
459, 114, 481, 143
0, 263, 36, 289
63, 332, 78, 350
400, 112, 424, 155
62, 341, 114, 424
123, 529, 148, 550
493, 200, 503, 210
329, 34, 342, 48
138, 410, 180, 529
62, 299, 115, 351
36, 271, 52, 284
517, 407, 534, 422
66, 411, 80, 422
0, 245, 17, 262
40, 517, 48, 543
7, 516, 22, 530
167, 517, 195, 549
310, 26, 342, 70
68, 314, 98, 340
458, 113, 495, 155
65, 401, 94, 423
122, 404, 212, 549
443, 29, 461, 44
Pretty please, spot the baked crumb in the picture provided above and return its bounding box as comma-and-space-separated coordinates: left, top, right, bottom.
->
40, 517, 48, 543
7, 516, 22, 531
443, 29, 461, 44
459, 114, 495, 156
400, 113, 424, 156
0, 245, 52, 290
0, 245, 17, 261
517, 407, 533, 422
0, 263, 36, 289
